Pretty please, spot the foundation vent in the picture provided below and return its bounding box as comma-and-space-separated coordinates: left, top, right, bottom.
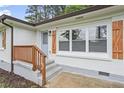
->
98, 71, 110, 77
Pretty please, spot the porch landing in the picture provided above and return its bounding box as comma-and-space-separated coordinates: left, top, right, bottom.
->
13, 60, 62, 86
45, 72, 124, 88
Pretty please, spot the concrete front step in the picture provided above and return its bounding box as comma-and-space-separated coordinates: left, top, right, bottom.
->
46, 59, 62, 80
46, 60, 54, 65
46, 63, 57, 71
46, 66, 62, 80
37, 61, 62, 80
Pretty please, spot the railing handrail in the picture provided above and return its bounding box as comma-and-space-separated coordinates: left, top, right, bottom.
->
33, 45, 47, 57
14, 45, 47, 57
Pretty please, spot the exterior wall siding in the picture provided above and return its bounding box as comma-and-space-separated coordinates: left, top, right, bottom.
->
55, 56, 124, 75
13, 27, 36, 45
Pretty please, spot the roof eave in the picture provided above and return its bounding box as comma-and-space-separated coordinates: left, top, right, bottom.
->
0, 5, 114, 27
35, 5, 114, 26
0, 14, 35, 26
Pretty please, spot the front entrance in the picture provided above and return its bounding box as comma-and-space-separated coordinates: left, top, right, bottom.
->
41, 32, 48, 55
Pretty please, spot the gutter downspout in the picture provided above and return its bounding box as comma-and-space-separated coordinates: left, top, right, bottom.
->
1, 18, 14, 73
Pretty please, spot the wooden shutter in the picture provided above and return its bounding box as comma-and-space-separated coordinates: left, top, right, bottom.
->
112, 20, 123, 59
52, 31, 56, 54
2, 31, 6, 49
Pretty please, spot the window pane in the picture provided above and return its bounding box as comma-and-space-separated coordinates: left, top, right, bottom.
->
43, 32, 48, 44
59, 30, 70, 51
89, 25, 107, 52
72, 29, 86, 51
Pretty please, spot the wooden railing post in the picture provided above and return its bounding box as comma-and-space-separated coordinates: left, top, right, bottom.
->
41, 55, 46, 86
32, 46, 37, 71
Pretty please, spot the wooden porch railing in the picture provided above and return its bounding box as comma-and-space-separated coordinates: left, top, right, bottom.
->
13, 45, 47, 85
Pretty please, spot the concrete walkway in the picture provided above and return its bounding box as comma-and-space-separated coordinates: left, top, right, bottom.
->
45, 72, 124, 88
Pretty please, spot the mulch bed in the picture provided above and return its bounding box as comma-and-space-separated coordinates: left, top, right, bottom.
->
0, 68, 41, 88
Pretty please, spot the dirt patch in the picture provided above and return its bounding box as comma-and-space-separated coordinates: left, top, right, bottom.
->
46, 72, 124, 88
0, 68, 41, 88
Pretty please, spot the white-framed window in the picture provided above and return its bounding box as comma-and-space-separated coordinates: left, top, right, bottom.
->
58, 25, 108, 54
58, 30, 70, 51
72, 29, 86, 52
89, 25, 107, 52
